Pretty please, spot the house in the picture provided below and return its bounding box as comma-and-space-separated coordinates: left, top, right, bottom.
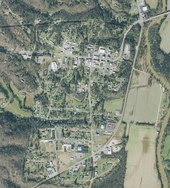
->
77, 145, 89, 153
98, 47, 106, 54
142, 6, 148, 12
35, 56, 44, 64
62, 143, 72, 152
50, 61, 58, 72
102, 147, 112, 155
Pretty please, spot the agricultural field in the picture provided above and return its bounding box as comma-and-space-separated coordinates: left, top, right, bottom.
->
145, 0, 158, 9
161, 121, 170, 186
123, 71, 162, 124
159, 1, 170, 53
162, 135, 170, 160
124, 124, 161, 188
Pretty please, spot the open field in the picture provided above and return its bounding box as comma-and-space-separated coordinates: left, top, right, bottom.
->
145, 0, 158, 9
131, 70, 150, 87
159, 1, 170, 53
123, 71, 162, 124
5, 99, 32, 117
162, 135, 170, 160
104, 98, 123, 114
25, 93, 35, 108
124, 124, 161, 188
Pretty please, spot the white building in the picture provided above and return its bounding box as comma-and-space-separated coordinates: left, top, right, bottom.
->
50, 61, 58, 72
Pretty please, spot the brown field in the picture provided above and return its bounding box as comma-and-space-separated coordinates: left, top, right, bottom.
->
25, 93, 35, 108
124, 124, 161, 188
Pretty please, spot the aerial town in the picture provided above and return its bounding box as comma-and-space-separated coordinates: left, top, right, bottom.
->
0, 0, 170, 188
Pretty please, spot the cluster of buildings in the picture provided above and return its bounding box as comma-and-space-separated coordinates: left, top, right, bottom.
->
102, 139, 123, 155
19, 40, 122, 76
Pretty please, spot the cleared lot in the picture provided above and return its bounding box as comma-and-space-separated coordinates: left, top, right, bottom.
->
124, 124, 161, 188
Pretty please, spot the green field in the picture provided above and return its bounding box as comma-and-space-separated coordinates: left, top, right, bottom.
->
10, 81, 25, 107
159, 0, 170, 53
124, 124, 161, 188
104, 98, 123, 114
0, 79, 13, 99
5, 99, 32, 118
131, 70, 150, 87
162, 135, 170, 160
145, 0, 158, 9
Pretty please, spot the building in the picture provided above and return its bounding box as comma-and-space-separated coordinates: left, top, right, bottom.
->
50, 61, 58, 72
102, 147, 112, 155
98, 47, 106, 54
142, 6, 148, 12
77, 145, 89, 153
62, 143, 72, 152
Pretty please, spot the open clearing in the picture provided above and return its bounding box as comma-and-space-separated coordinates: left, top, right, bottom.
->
123, 71, 162, 124
5, 99, 32, 117
145, 0, 158, 9
124, 124, 161, 188
104, 98, 123, 114
159, 0, 170, 53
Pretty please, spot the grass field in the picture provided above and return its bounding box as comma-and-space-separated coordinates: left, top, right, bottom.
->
131, 70, 150, 87
0, 79, 13, 99
104, 98, 123, 114
124, 124, 161, 188
5, 99, 32, 117
145, 0, 158, 9
162, 135, 170, 160
159, 1, 170, 53
10, 81, 25, 107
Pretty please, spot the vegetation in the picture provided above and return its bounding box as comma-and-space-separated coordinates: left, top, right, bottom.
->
92, 149, 127, 188
149, 24, 170, 81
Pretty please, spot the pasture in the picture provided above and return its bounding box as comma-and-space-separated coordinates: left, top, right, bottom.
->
124, 124, 161, 188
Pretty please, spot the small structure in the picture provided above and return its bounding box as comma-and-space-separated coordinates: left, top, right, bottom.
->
102, 147, 112, 155
142, 6, 148, 12
98, 47, 106, 54
50, 61, 58, 72
62, 143, 72, 152
77, 145, 89, 153
35, 56, 44, 64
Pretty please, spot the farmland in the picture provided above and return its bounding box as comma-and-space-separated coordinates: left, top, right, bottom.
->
123, 71, 162, 124
159, 1, 170, 53
145, 0, 158, 9
124, 124, 161, 188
